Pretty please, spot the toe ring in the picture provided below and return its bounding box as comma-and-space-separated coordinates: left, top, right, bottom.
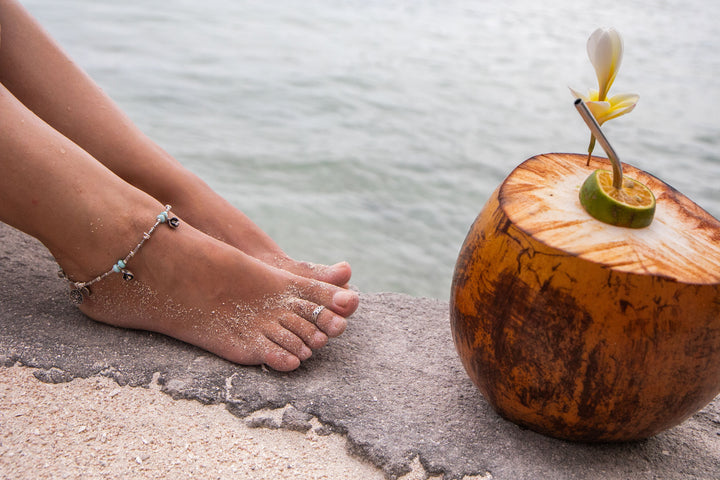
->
311, 305, 325, 323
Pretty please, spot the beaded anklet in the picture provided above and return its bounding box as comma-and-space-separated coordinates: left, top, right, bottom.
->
59, 205, 180, 305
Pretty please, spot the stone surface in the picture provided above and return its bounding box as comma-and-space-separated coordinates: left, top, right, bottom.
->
1, 222, 719, 479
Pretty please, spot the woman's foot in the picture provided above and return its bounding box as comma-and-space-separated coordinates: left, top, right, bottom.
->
59, 209, 359, 372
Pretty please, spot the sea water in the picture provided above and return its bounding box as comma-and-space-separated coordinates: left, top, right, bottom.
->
23, 0, 720, 299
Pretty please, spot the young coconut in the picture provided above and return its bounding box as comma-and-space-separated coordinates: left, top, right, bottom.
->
449, 28, 720, 442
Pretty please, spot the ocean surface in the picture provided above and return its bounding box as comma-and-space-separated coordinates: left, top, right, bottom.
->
22, 0, 720, 299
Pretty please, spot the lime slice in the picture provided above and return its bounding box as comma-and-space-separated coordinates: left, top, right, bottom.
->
579, 169, 656, 228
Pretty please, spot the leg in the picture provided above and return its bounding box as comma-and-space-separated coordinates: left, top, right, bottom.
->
0, 81, 358, 371
0, 0, 352, 286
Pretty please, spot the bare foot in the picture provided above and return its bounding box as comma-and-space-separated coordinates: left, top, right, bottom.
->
60, 213, 359, 372
169, 187, 353, 287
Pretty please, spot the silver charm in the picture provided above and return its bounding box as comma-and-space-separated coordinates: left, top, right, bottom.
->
69, 286, 90, 305
69, 289, 84, 305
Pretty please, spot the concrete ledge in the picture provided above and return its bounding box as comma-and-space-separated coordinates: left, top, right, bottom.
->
1, 222, 719, 479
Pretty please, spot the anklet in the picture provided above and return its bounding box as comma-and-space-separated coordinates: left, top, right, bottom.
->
59, 205, 180, 305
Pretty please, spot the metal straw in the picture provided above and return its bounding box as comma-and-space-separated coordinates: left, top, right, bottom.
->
574, 98, 623, 189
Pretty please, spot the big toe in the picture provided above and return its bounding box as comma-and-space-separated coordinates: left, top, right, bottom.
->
330, 289, 360, 316
284, 259, 352, 287
319, 261, 353, 287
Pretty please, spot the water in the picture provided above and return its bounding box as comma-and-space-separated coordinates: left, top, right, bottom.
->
22, 0, 720, 299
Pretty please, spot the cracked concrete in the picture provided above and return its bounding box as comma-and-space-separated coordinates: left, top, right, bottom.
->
1, 221, 720, 479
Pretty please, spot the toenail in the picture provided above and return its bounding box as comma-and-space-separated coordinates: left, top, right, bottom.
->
330, 315, 347, 335
313, 331, 328, 345
300, 345, 312, 360
333, 290, 355, 308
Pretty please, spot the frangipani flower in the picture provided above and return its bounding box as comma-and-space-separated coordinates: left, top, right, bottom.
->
571, 27, 638, 162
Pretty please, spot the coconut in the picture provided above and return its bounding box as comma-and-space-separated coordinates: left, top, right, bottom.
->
450, 152, 720, 442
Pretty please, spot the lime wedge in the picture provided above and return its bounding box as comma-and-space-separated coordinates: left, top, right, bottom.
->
579, 169, 656, 228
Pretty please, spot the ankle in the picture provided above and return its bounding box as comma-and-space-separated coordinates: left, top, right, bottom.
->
50, 200, 167, 287
58, 205, 181, 303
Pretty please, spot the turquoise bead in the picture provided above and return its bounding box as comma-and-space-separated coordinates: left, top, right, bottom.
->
157, 211, 168, 223
112, 264, 121, 273
117, 259, 126, 268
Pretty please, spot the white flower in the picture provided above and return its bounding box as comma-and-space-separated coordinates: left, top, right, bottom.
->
571, 27, 638, 160
587, 27, 624, 101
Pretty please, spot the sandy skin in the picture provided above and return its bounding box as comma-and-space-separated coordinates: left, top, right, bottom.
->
74, 213, 359, 372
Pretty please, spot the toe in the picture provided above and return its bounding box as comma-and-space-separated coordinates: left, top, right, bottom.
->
279, 310, 328, 349
329, 289, 360, 317
311, 307, 346, 338
264, 348, 302, 372
276, 257, 352, 287
313, 261, 352, 287
297, 280, 359, 317
215, 334, 301, 371
265, 324, 312, 361
254, 336, 303, 371
322, 314, 347, 337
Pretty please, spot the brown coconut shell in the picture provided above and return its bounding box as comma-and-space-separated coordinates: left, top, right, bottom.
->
450, 153, 720, 442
